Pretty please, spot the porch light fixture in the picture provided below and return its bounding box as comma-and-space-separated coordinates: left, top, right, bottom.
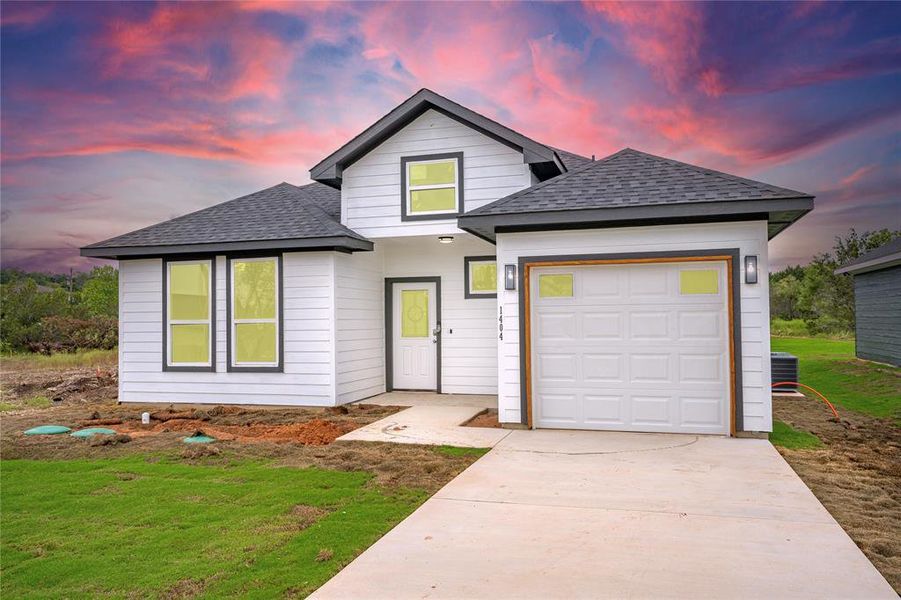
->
438, 236, 455, 244
505, 264, 516, 290
745, 255, 758, 284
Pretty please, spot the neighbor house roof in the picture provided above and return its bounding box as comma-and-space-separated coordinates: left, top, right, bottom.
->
835, 237, 901, 275
458, 148, 814, 242
310, 88, 574, 187
81, 182, 372, 259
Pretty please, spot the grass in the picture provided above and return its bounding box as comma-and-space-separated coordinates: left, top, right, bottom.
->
769, 419, 823, 450
0, 397, 52, 413
435, 445, 490, 458
1, 349, 117, 371
1, 455, 429, 599
771, 337, 900, 421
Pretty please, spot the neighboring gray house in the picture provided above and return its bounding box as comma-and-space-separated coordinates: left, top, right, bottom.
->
836, 237, 901, 366
81, 88, 815, 436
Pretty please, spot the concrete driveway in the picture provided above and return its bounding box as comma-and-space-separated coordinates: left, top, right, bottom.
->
312, 430, 895, 599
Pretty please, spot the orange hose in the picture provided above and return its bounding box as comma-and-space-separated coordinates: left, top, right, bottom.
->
771, 381, 839, 419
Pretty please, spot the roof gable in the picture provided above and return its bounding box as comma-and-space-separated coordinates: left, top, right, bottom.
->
309, 88, 567, 187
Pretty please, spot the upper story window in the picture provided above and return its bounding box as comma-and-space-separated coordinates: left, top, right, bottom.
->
400, 152, 464, 221
165, 259, 214, 371
228, 256, 282, 372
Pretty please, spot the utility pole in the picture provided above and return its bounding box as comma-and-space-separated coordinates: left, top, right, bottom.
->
68, 268, 73, 304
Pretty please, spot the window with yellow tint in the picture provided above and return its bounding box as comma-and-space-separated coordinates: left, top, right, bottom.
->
465, 257, 497, 298
403, 154, 461, 218
680, 270, 719, 295
231, 257, 280, 368
538, 273, 573, 298
401, 289, 429, 338
167, 260, 212, 368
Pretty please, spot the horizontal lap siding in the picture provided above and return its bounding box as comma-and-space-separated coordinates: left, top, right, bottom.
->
495, 221, 773, 431
335, 246, 386, 404
854, 267, 901, 366
341, 109, 532, 238
118, 253, 338, 406
383, 235, 499, 395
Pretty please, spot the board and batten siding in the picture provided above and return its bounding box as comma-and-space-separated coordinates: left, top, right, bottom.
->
118, 252, 339, 406
335, 246, 387, 403
853, 266, 901, 366
340, 108, 532, 238
495, 221, 774, 432
382, 235, 499, 395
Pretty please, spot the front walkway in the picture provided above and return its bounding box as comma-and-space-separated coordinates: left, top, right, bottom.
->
314, 429, 895, 599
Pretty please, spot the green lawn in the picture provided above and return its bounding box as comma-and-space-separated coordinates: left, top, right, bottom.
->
1, 455, 428, 599
771, 337, 900, 420
769, 419, 823, 450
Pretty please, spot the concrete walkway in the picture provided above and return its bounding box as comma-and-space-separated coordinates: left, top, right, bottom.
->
313, 430, 895, 600
340, 393, 509, 448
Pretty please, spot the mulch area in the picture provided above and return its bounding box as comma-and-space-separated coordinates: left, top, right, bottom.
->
773, 394, 901, 592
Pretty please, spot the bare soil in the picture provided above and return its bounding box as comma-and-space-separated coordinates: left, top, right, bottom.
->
773, 394, 901, 592
463, 409, 501, 428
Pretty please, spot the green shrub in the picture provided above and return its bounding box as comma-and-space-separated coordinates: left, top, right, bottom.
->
29, 316, 118, 353
770, 318, 809, 337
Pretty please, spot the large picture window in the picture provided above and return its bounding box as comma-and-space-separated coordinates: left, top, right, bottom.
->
229, 256, 281, 370
400, 152, 463, 221
165, 259, 214, 370
464, 256, 497, 299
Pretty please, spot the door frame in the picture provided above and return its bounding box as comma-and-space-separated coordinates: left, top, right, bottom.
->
518, 249, 744, 434
385, 276, 442, 393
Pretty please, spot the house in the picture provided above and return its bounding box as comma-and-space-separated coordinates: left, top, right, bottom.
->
81, 89, 814, 435
835, 237, 901, 366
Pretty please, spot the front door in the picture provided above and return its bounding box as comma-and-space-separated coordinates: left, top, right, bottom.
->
392, 281, 438, 390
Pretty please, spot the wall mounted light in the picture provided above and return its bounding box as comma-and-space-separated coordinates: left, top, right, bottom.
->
744, 255, 758, 284
438, 236, 455, 244
505, 264, 516, 290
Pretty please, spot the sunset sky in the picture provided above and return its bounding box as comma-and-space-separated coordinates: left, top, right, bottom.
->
2, 1, 899, 273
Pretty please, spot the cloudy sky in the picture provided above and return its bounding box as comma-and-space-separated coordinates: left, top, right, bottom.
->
2, 1, 898, 272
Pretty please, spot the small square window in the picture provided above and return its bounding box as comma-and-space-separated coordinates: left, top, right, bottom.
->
464, 256, 497, 298
539, 274, 573, 298
401, 153, 463, 220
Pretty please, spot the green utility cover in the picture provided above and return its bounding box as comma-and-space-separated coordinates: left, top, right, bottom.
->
24, 425, 71, 435
183, 434, 216, 444
71, 427, 117, 438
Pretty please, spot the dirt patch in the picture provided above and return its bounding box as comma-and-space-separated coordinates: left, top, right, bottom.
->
773, 394, 901, 592
463, 409, 500, 428
160, 577, 207, 600
1, 365, 118, 408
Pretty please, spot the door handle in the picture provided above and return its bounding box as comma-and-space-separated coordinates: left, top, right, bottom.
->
432, 323, 441, 343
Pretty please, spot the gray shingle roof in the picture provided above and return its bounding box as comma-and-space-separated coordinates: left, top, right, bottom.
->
83, 182, 367, 253
466, 148, 813, 217
552, 147, 594, 171
835, 237, 901, 275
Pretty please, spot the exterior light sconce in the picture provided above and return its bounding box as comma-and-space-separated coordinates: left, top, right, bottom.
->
745, 255, 758, 284
437, 236, 455, 244
505, 264, 516, 290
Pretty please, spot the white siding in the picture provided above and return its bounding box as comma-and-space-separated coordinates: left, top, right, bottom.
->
382, 235, 499, 395
118, 252, 339, 406
496, 221, 773, 432
341, 109, 532, 238
335, 246, 386, 404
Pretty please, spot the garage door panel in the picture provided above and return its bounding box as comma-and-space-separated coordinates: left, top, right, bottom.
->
533, 261, 729, 435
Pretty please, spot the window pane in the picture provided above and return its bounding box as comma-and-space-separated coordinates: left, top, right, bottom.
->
401, 289, 429, 338
539, 274, 573, 298
171, 324, 209, 364
235, 323, 277, 363
470, 262, 497, 293
234, 259, 276, 319
409, 160, 455, 186
169, 263, 209, 320
680, 270, 719, 295
410, 188, 456, 213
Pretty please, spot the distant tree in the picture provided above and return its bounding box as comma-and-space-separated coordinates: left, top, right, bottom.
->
770, 273, 802, 320
0, 279, 77, 351
80, 266, 118, 317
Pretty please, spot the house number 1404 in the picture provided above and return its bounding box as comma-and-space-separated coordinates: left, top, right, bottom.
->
498, 306, 503, 340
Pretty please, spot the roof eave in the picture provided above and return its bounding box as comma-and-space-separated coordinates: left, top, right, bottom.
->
81, 235, 374, 259
835, 253, 901, 275
457, 197, 814, 242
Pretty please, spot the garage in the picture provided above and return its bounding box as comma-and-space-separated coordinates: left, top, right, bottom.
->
529, 259, 733, 434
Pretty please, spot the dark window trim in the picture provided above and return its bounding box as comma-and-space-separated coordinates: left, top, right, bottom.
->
225, 254, 284, 373
162, 256, 216, 373
463, 255, 498, 299
400, 152, 464, 222
384, 277, 442, 393
517, 248, 744, 432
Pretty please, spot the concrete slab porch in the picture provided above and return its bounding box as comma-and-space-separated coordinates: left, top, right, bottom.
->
313, 430, 895, 600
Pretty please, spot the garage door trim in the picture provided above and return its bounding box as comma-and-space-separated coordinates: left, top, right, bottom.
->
518, 249, 744, 433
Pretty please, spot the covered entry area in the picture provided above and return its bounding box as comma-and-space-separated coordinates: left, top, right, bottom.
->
524, 253, 741, 435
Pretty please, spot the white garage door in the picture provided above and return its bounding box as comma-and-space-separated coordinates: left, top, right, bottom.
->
531, 261, 731, 434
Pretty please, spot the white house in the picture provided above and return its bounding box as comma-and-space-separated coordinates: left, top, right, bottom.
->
82, 89, 814, 435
